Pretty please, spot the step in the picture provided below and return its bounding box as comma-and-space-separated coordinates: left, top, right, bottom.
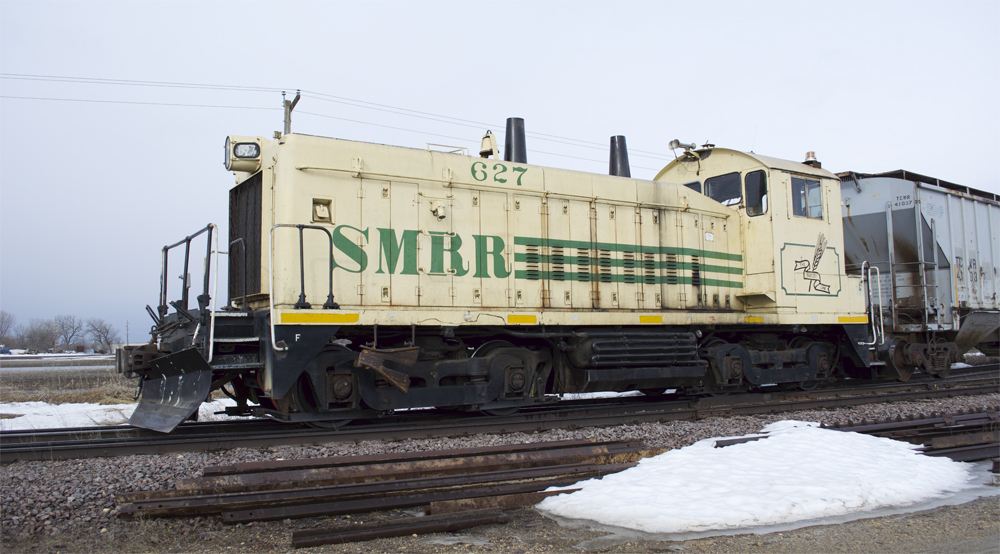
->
211, 363, 265, 370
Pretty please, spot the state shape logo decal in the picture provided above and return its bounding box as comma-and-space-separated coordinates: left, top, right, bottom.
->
780, 233, 841, 297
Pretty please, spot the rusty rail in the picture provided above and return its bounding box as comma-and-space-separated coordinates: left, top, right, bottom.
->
118, 440, 659, 523
222, 470, 621, 523
826, 407, 1000, 461
201, 438, 609, 476
175, 441, 655, 492
428, 489, 576, 514
291, 508, 508, 548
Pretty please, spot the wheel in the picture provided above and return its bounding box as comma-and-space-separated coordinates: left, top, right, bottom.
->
472, 340, 521, 416
975, 342, 1000, 357
471, 340, 515, 358
305, 418, 353, 429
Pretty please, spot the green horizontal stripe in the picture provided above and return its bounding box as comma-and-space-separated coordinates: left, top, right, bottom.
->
514, 236, 742, 262
513, 270, 743, 288
514, 253, 743, 275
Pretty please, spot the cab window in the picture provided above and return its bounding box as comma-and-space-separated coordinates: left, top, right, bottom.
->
704, 172, 741, 206
791, 176, 823, 219
683, 181, 701, 194
745, 170, 767, 216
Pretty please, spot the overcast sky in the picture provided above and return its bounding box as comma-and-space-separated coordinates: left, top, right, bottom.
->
1, 0, 998, 342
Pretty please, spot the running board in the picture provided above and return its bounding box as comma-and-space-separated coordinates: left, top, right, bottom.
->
129, 348, 213, 433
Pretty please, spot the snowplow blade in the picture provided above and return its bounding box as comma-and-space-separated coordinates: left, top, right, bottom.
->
129, 348, 213, 433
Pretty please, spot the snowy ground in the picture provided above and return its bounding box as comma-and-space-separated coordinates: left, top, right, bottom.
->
536, 420, 1000, 539
2, 362, 997, 538
0, 398, 237, 430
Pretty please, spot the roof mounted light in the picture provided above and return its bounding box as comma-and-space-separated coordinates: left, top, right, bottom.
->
224, 135, 262, 173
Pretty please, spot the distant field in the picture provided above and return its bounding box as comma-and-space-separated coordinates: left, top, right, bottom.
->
0, 354, 115, 368
0, 356, 133, 405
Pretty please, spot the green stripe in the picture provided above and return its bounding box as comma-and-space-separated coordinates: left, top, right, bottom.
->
513, 270, 743, 288
514, 253, 742, 275
514, 236, 742, 262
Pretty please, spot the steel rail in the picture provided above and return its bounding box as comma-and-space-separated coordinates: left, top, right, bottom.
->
3, 368, 997, 463
828, 408, 999, 462
116, 440, 646, 524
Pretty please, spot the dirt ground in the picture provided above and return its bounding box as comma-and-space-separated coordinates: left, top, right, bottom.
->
2, 355, 998, 553
5, 495, 998, 554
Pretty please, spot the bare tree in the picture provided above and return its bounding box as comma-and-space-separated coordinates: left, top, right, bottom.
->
86, 318, 121, 352
19, 319, 56, 351
55, 315, 84, 346
0, 310, 15, 344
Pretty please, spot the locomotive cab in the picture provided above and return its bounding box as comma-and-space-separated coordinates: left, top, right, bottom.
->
655, 147, 866, 322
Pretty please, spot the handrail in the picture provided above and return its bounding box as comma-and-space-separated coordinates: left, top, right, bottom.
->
158, 224, 215, 319
860, 261, 885, 346
152, 224, 218, 356
268, 224, 339, 352
229, 238, 248, 311
206, 226, 220, 363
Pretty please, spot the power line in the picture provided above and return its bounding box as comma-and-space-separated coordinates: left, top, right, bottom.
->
1, 94, 661, 170
0, 95, 660, 170
0, 73, 285, 94
1, 73, 673, 161
0, 95, 278, 111
298, 110, 658, 170
300, 90, 672, 160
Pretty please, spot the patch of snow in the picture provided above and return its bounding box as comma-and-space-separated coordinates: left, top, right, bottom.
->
0, 399, 238, 430
536, 420, 982, 534
552, 390, 662, 400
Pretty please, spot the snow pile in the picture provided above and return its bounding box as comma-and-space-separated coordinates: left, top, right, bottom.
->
0, 398, 237, 430
536, 420, 976, 534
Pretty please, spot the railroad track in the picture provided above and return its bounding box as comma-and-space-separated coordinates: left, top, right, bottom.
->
115, 439, 658, 547
3, 365, 997, 463
829, 408, 1000, 462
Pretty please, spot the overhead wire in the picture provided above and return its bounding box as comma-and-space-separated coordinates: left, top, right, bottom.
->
298, 110, 658, 169
0, 95, 279, 111
0, 73, 669, 169
299, 89, 672, 160
0, 73, 284, 94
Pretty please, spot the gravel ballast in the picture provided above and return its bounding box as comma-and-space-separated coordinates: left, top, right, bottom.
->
2, 393, 998, 553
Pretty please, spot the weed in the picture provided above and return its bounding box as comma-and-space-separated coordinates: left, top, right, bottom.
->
0, 366, 137, 405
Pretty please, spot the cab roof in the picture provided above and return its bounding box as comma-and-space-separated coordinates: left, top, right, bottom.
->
655, 148, 837, 181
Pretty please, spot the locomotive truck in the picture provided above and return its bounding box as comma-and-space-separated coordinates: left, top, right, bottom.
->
118, 116, 999, 432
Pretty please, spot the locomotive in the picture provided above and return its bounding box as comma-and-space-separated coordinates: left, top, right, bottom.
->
118, 115, 999, 433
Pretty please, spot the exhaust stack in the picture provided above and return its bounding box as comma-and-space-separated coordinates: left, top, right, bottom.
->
609, 135, 631, 177
504, 117, 527, 163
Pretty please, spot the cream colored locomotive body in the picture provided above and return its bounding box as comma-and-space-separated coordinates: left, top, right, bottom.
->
121, 129, 881, 434
236, 134, 865, 330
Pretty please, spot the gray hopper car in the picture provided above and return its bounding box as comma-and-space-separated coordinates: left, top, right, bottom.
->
839, 169, 1000, 372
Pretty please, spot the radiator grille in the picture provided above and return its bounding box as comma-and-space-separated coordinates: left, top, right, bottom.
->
228, 172, 262, 304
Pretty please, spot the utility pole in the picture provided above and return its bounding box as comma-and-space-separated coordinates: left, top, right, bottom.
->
283, 90, 301, 136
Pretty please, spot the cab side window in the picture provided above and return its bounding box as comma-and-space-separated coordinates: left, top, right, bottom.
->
745, 170, 767, 216
683, 181, 702, 194
791, 176, 823, 219
704, 172, 741, 206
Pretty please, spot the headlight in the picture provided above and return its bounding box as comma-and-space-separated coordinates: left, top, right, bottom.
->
224, 136, 263, 173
